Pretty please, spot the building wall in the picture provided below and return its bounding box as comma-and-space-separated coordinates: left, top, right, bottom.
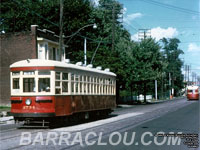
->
0, 30, 37, 105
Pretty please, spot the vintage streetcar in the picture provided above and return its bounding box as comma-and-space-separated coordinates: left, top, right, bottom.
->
187, 85, 199, 100
10, 59, 116, 127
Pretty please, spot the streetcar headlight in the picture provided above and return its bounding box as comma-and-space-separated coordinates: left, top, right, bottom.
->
25, 99, 32, 106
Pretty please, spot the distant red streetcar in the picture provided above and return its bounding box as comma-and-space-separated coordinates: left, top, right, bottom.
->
187, 85, 199, 100
10, 59, 116, 126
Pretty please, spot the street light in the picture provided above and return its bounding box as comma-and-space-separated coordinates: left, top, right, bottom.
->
65, 23, 97, 65
65, 23, 97, 45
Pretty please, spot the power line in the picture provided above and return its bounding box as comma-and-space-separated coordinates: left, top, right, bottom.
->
139, 0, 200, 15
123, 22, 138, 31
179, 41, 200, 44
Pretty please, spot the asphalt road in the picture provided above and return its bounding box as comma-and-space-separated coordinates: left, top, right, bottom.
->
0, 97, 199, 150
82, 100, 199, 150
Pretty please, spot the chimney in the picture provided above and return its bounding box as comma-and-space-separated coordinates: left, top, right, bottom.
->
31, 25, 38, 34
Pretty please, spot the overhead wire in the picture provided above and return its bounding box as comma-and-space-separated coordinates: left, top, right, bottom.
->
139, 0, 200, 15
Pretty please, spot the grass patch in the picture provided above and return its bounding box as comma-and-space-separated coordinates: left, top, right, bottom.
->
0, 106, 11, 109
0, 106, 11, 112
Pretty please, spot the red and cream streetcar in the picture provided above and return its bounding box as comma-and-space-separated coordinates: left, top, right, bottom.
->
186, 85, 199, 100
10, 59, 116, 126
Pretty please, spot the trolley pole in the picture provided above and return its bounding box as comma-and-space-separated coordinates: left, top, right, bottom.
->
59, 0, 64, 61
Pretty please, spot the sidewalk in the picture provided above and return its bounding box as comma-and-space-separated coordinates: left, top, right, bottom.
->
146, 96, 184, 104
118, 96, 185, 105
0, 109, 14, 124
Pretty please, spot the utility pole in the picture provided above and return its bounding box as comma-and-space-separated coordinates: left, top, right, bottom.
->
138, 29, 151, 41
187, 65, 190, 85
169, 73, 171, 99
184, 65, 187, 82
155, 80, 158, 100
59, 0, 64, 61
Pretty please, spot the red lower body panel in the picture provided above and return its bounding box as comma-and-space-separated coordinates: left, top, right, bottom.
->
187, 94, 199, 100
10, 95, 116, 118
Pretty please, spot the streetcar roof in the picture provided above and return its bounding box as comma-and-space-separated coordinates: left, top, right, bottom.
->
10, 59, 116, 76
187, 85, 199, 90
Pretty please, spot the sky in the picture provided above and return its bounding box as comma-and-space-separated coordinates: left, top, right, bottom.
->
93, 0, 200, 79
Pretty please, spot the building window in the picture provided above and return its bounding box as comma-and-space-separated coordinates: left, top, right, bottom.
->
45, 44, 48, 60
53, 48, 56, 60
38, 44, 43, 59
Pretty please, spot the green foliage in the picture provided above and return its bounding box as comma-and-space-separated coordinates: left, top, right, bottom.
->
161, 38, 184, 96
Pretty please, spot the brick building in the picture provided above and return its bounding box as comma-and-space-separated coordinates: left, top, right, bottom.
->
0, 25, 66, 105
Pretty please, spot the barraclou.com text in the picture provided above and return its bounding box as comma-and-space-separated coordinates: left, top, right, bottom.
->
20, 131, 183, 146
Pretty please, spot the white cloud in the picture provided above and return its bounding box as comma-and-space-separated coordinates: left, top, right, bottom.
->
124, 13, 143, 24
188, 43, 200, 52
151, 27, 178, 41
131, 27, 178, 41
91, 0, 99, 6
122, 7, 127, 15
131, 33, 138, 41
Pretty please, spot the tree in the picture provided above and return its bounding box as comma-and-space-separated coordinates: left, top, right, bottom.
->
161, 38, 184, 96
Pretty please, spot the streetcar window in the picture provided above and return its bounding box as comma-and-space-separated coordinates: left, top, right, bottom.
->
56, 88, 61, 94
62, 82, 68, 93
38, 71, 50, 75
55, 81, 60, 87
23, 78, 35, 92
62, 73, 68, 80
91, 84, 93, 94
84, 83, 87, 93
80, 75, 83, 82
55, 72, 61, 94
75, 75, 79, 81
12, 72, 20, 76
13, 78, 20, 89
71, 83, 74, 93
97, 85, 99, 94
94, 84, 96, 94
75, 83, 79, 93
38, 78, 50, 92
23, 71, 35, 75
88, 83, 90, 93
80, 83, 83, 93
56, 72, 60, 80
84, 76, 86, 82
71, 74, 74, 81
